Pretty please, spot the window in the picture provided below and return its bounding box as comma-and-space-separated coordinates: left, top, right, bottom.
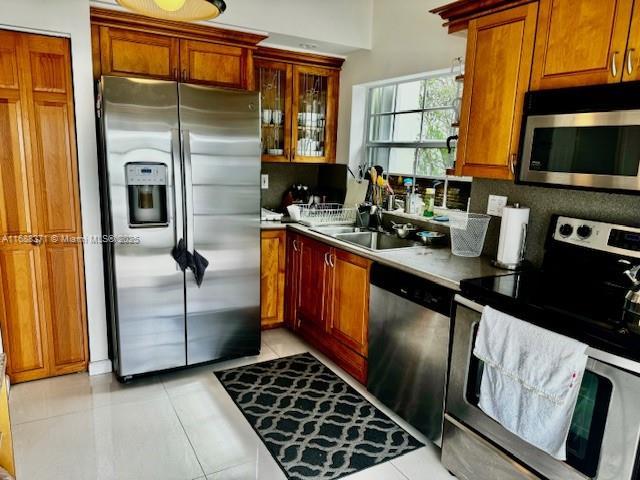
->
364, 70, 470, 210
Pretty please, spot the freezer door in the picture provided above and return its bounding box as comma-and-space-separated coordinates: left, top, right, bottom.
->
102, 77, 186, 377
178, 84, 261, 365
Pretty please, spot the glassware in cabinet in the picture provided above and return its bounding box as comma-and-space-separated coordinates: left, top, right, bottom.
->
292, 65, 338, 163
255, 60, 292, 162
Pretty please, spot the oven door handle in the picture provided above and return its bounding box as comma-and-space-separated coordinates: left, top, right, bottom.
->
455, 294, 640, 375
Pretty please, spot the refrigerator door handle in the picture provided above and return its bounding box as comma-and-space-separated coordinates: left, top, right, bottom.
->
172, 128, 185, 271
181, 129, 195, 253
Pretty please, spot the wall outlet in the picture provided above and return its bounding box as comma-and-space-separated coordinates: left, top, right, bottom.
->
487, 195, 508, 216
261, 174, 269, 190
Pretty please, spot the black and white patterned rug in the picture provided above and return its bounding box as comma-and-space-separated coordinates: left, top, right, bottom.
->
215, 353, 423, 480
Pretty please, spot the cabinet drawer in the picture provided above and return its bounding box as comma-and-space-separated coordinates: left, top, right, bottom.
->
442, 416, 542, 480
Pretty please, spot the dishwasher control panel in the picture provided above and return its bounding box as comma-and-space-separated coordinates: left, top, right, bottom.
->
370, 263, 454, 317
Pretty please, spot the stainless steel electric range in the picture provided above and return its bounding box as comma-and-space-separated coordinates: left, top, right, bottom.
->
444, 215, 640, 480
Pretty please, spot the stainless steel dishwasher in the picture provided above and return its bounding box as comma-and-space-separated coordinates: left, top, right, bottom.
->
368, 263, 454, 446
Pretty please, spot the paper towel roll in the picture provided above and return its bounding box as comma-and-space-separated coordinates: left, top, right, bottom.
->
497, 205, 530, 267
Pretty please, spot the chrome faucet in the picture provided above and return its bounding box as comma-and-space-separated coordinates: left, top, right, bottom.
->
356, 203, 385, 231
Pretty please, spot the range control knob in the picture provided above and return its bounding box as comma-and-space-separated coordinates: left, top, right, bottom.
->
559, 223, 574, 237
577, 225, 593, 239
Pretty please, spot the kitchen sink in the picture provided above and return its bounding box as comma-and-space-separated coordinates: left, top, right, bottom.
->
311, 226, 364, 236
334, 231, 421, 251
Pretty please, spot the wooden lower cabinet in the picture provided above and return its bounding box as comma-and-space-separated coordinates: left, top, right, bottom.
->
0, 245, 49, 383
328, 250, 370, 357
261, 230, 286, 329
286, 233, 371, 383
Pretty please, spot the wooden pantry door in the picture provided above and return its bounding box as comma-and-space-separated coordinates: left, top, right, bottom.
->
0, 29, 88, 382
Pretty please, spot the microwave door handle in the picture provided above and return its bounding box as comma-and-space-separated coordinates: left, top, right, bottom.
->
171, 128, 185, 271
182, 130, 195, 254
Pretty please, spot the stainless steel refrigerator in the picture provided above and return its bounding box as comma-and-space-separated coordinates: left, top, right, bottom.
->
98, 76, 261, 380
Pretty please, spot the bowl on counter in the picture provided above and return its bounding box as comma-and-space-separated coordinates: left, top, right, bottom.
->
417, 230, 448, 247
392, 222, 418, 238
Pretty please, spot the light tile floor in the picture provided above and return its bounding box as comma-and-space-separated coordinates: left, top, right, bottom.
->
10, 328, 454, 480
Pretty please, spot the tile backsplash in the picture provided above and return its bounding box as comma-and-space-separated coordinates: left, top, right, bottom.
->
470, 179, 640, 265
261, 163, 348, 212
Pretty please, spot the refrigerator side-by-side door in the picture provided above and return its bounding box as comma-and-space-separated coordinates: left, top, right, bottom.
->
178, 84, 261, 365
102, 77, 186, 377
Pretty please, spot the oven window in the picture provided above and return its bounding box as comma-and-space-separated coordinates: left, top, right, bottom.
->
466, 326, 613, 477
530, 126, 640, 176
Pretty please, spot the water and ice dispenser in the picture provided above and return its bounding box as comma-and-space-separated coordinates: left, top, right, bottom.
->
126, 163, 169, 227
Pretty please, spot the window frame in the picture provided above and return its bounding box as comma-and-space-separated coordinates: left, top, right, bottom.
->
362, 69, 471, 210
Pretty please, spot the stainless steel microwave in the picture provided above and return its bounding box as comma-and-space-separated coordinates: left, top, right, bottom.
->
518, 83, 640, 193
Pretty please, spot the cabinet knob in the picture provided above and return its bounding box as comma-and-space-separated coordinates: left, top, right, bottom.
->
31, 235, 42, 246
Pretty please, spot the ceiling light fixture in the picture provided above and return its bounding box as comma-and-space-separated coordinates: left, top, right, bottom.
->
116, 0, 226, 22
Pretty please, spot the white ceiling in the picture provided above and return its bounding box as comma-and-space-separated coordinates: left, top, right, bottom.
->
90, 0, 373, 56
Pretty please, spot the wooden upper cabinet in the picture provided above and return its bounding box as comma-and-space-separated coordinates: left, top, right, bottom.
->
91, 8, 266, 85
291, 65, 340, 164
255, 58, 293, 163
180, 40, 247, 88
531, 0, 635, 89
623, 1, 640, 81
456, 3, 538, 180
99, 27, 179, 80
255, 47, 344, 164
327, 250, 371, 357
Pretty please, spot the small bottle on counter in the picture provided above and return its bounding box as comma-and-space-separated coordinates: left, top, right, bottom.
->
423, 188, 436, 218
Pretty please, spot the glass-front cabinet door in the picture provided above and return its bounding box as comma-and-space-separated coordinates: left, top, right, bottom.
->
255, 59, 292, 162
291, 65, 339, 163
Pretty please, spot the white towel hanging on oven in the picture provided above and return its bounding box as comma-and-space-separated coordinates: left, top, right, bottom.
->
473, 306, 589, 460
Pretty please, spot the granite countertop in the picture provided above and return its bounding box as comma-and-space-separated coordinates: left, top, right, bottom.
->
262, 221, 506, 291
260, 221, 288, 230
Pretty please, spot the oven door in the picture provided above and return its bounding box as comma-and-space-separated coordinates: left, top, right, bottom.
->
446, 297, 640, 480
519, 111, 640, 192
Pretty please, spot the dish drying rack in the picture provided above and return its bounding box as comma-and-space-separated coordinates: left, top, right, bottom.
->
298, 203, 357, 227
